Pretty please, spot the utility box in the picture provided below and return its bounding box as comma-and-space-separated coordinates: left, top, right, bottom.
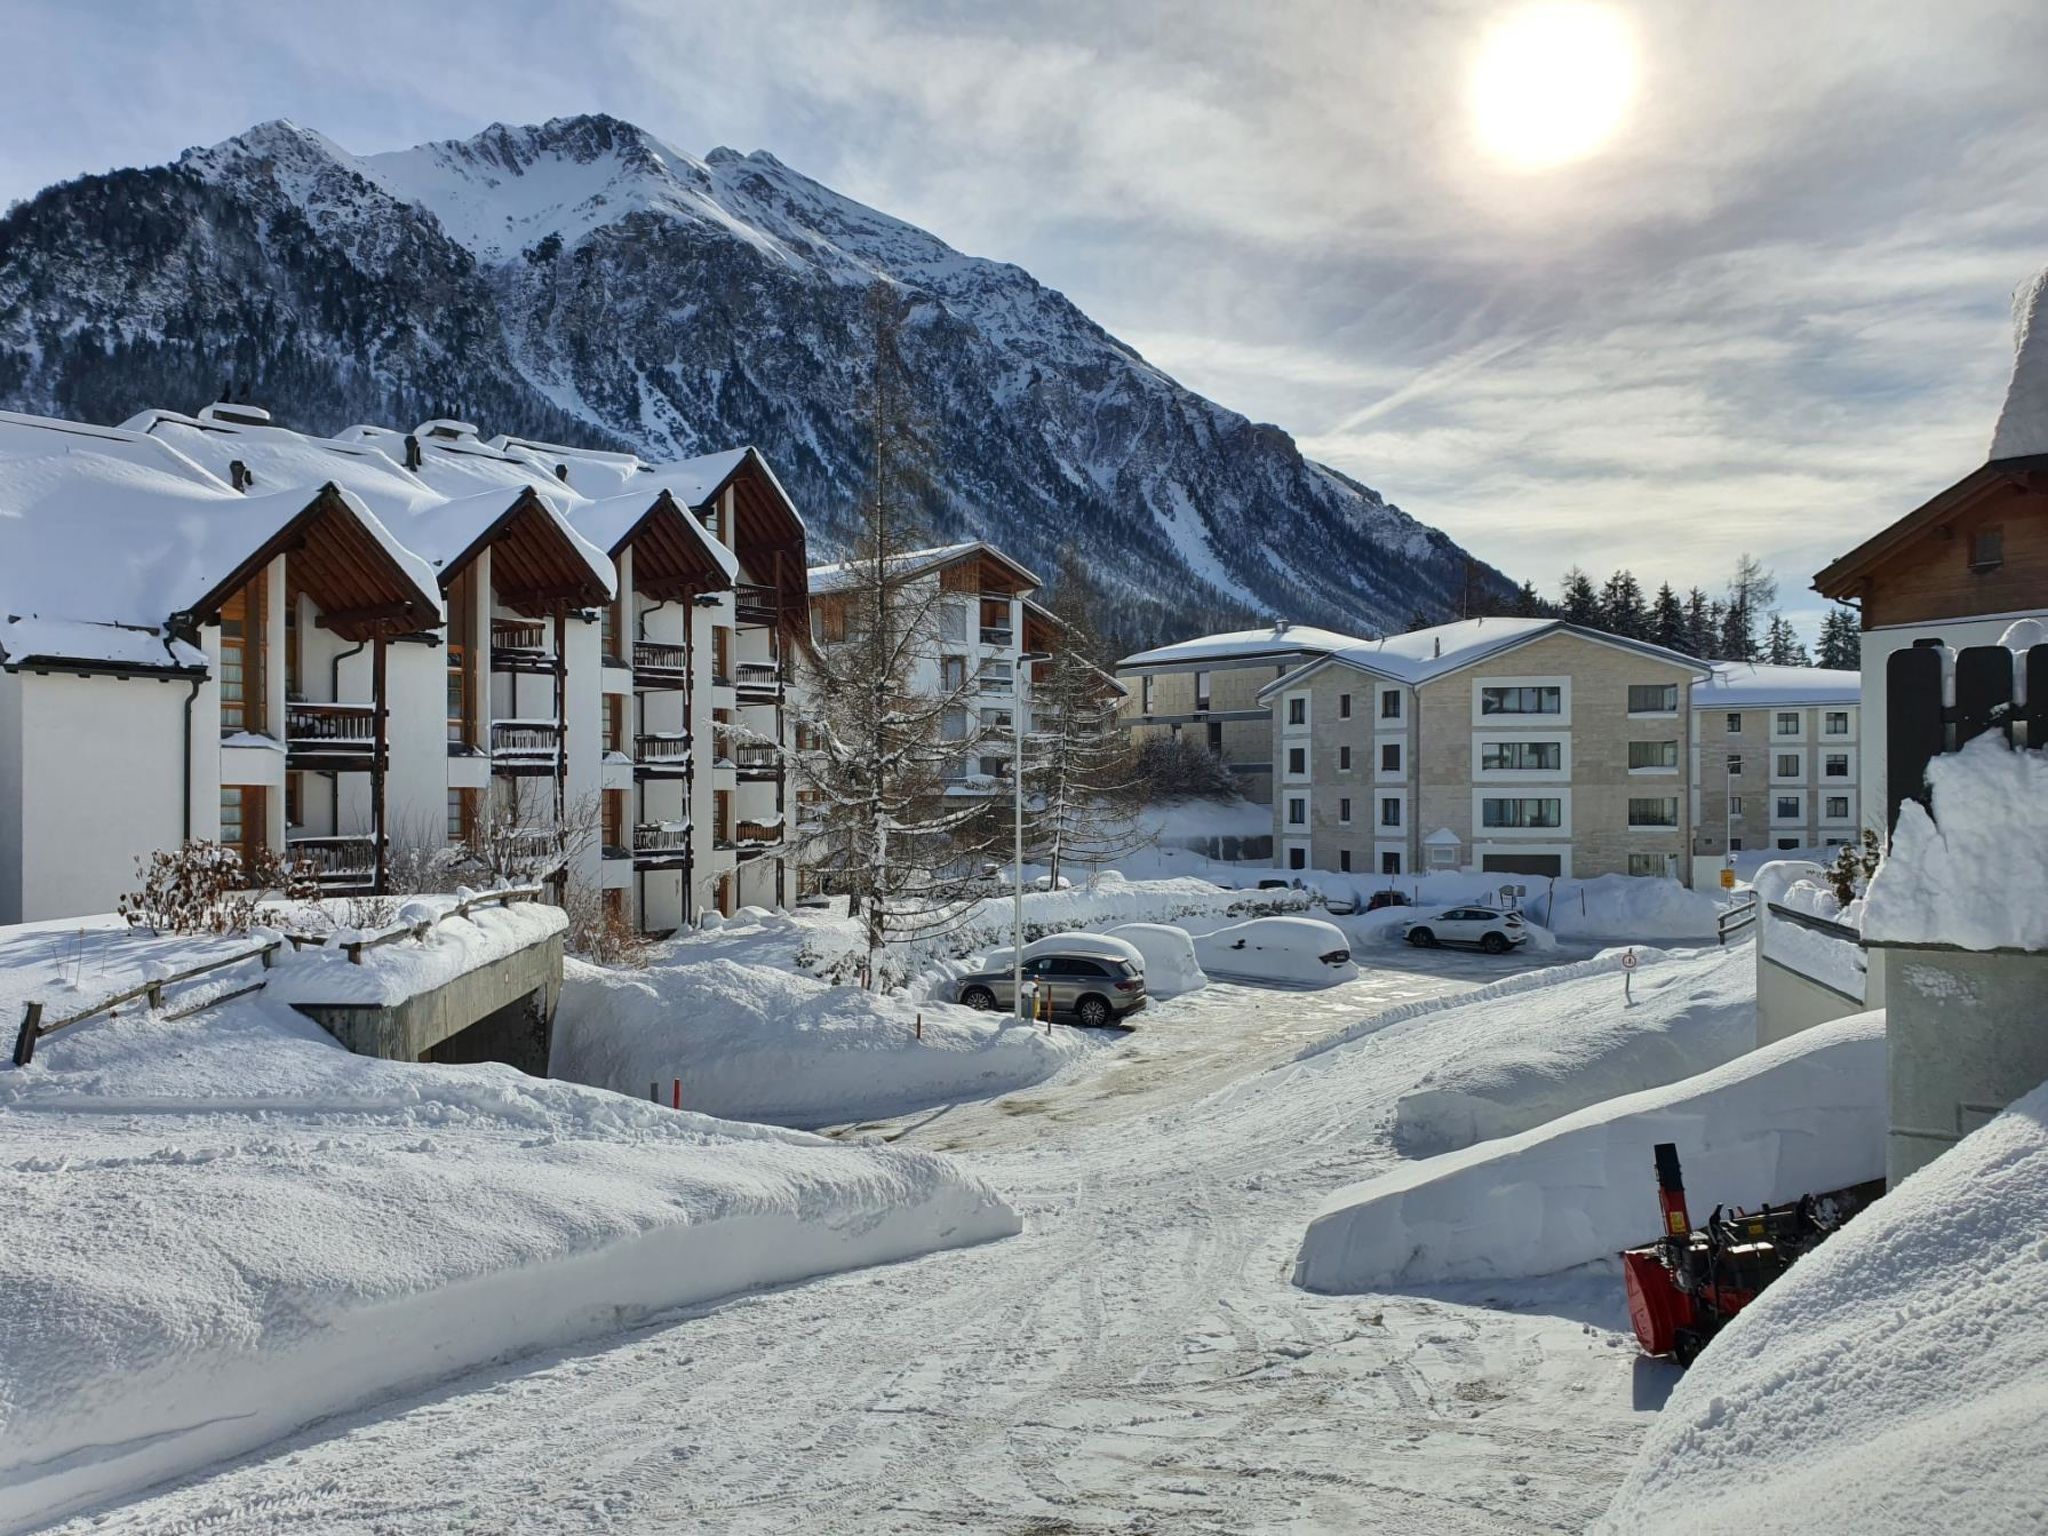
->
1870, 943, 2048, 1183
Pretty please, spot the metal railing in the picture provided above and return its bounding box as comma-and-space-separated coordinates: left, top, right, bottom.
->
491, 721, 562, 754
492, 618, 546, 652
634, 823, 690, 854
733, 661, 781, 691
633, 640, 687, 674
286, 701, 376, 744
11, 887, 543, 1066
979, 625, 1014, 646
635, 733, 691, 765
286, 835, 377, 886
732, 743, 780, 771
1718, 893, 1758, 945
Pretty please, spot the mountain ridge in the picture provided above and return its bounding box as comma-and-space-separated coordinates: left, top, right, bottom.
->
0, 113, 1513, 650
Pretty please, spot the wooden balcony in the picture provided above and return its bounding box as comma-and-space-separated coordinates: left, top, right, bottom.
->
490, 618, 554, 675
285, 701, 380, 770
632, 640, 689, 689
732, 661, 782, 700
717, 818, 784, 859
733, 583, 780, 627
632, 821, 690, 870
285, 834, 378, 893
634, 732, 692, 779
490, 719, 562, 777
731, 742, 781, 780
978, 625, 1015, 646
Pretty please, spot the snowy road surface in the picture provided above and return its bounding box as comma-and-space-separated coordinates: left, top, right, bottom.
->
46, 944, 1669, 1534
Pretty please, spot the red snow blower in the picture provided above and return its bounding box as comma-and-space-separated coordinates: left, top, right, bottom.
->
1622, 1142, 1879, 1366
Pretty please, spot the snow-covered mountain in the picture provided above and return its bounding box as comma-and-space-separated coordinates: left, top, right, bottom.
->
0, 114, 1511, 648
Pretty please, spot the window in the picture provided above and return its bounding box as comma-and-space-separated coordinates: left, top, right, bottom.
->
602, 694, 625, 753
1381, 742, 1402, 773
1970, 524, 2004, 571
1480, 685, 1561, 716
1288, 746, 1307, 775
1730, 796, 1744, 816
1288, 797, 1307, 826
1727, 753, 1743, 776
1140, 675, 1153, 714
1287, 697, 1307, 726
1339, 693, 1352, 719
1777, 796, 1801, 819
1194, 670, 1211, 711
1380, 689, 1402, 720
1288, 846, 1307, 870
1824, 753, 1849, 778
1628, 683, 1678, 713
1207, 721, 1223, 753
939, 604, 966, 642
447, 788, 475, 843
1730, 838, 1743, 851
1628, 853, 1669, 878
1338, 745, 1353, 771
1481, 740, 1562, 771
819, 600, 848, 643
1777, 753, 1800, 777
446, 642, 470, 745
1775, 711, 1799, 736
942, 655, 968, 691
1825, 711, 1849, 736
1382, 851, 1402, 875
1380, 797, 1401, 828
942, 707, 968, 741
1826, 796, 1850, 818
1339, 850, 1352, 872
220, 785, 264, 875
1628, 740, 1679, 770
601, 791, 625, 852
1726, 712, 1742, 733
1339, 797, 1352, 824
1628, 797, 1679, 828
1481, 797, 1562, 828
217, 580, 265, 736
1777, 837, 1799, 850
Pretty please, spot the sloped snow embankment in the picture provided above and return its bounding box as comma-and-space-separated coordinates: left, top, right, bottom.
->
0, 978, 1015, 1532
1294, 1010, 1886, 1291
1599, 1074, 2048, 1536
552, 951, 1092, 1128
1387, 943, 1757, 1155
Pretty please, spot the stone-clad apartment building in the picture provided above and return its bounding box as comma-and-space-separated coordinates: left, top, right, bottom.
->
1255, 618, 1710, 883
1688, 663, 1862, 883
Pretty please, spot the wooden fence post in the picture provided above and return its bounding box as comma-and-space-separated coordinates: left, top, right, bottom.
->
12, 1003, 42, 1068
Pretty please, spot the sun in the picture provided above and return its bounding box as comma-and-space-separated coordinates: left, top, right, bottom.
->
1470, 2, 1636, 171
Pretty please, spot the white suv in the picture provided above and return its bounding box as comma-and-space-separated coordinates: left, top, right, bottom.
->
1403, 907, 1527, 954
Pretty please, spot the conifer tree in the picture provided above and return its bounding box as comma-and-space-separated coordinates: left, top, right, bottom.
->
1650, 582, 1688, 652
1599, 569, 1647, 638
1559, 568, 1601, 626
1816, 606, 1861, 670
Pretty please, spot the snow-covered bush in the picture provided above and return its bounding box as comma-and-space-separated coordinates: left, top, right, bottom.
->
118, 842, 319, 936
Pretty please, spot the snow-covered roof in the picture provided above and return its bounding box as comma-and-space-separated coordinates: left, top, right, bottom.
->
123, 409, 443, 526
1694, 663, 1860, 710
1990, 264, 2048, 460
1258, 618, 1709, 698
1423, 827, 1464, 847
571, 489, 740, 581
389, 487, 616, 598
808, 541, 1037, 596
1117, 623, 1371, 671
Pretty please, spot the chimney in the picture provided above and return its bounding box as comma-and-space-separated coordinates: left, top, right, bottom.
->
1274, 619, 1290, 636
229, 459, 252, 493
403, 434, 422, 472
1433, 636, 1442, 658
555, 462, 569, 482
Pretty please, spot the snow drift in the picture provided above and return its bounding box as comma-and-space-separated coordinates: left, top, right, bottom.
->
1600, 1074, 2048, 1536
1103, 923, 1209, 998
0, 973, 1016, 1533
1294, 1010, 1887, 1291
1390, 944, 1757, 1155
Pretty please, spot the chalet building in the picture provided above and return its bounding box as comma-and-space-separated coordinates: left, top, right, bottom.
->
0, 403, 808, 930
807, 542, 1044, 795
1116, 624, 1368, 805
1688, 663, 1862, 883
1254, 618, 1709, 884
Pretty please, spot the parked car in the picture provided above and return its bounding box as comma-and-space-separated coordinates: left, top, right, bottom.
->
1403, 906, 1527, 954
1103, 923, 1208, 998
954, 950, 1147, 1026
1192, 917, 1359, 988
1364, 889, 1410, 912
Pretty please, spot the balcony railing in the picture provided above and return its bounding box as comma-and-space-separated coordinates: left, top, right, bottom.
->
733, 661, 782, 693
734, 583, 779, 623
732, 743, 781, 777
285, 834, 378, 890
490, 720, 562, 775
286, 701, 376, 745
977, 674, 1015, 696
635, 733, 692, 776
632, 640, 688, 682
491, 619, 553, 674
633, 820, 690, 859
979, 625, 1014, 646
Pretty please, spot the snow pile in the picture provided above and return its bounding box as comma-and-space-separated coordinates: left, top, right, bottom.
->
1390, 944, 1758, 1155
0, 982, 1015, 1533
1294, 1010, 1886, 1291
1865, 733, 2048, 951
1600, 1074, 2048, 1536
265, 897, 567, 1008
1104, 923, 1209, 997
1989, 261, 2048, 460
972, 929, 1148, 978
1195, 916, 1358, 987
553, 931, 1091, 1129
1331, 871, 1719, 946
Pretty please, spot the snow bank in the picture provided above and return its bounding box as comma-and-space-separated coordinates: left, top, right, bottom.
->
1103, 923, 1208, 998
1326, 871, 1719, 946
1600, 1074, 2048, 1536
0, 989, 1015, 1533
1294, 1011, 1886, 1291
553, 941, 1089, 1129
1865, 733, 2048, 951
1390, 944, 1758, 1155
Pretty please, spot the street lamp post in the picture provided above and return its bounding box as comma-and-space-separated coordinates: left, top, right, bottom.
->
1012, 648, 1051, 1021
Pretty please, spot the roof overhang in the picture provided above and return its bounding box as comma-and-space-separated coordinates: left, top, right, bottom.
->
1813, 455, 2048, 599
614, 489, 738, 602
711, 450, 809, 632
438, 487, 614, 615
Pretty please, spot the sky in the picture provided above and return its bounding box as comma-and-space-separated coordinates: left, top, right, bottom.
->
7, 0, 2048, 639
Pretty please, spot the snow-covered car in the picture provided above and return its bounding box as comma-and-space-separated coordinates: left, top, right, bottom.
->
953, 949, 1146, 1026
1193, 917, 1358, 988
1403, 906, 1527, 954
1103, 923, 1208, 998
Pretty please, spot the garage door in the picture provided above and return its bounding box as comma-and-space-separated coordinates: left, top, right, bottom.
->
1482, 853, 1561, 877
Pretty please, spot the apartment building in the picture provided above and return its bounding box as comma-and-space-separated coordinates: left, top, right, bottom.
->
1689, 663, 1861, 881
0, 403, 808, 929
1254, 617, 1708, 883
807, 542, 1043, 793
1116, 624, 1367, 804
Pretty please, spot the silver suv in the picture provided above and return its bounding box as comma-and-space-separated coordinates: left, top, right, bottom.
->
954, 953, 1147, 1027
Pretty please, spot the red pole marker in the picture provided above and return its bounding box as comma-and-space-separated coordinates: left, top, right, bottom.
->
672, 1077, 681, 1111
915, 1013, 922, 1041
